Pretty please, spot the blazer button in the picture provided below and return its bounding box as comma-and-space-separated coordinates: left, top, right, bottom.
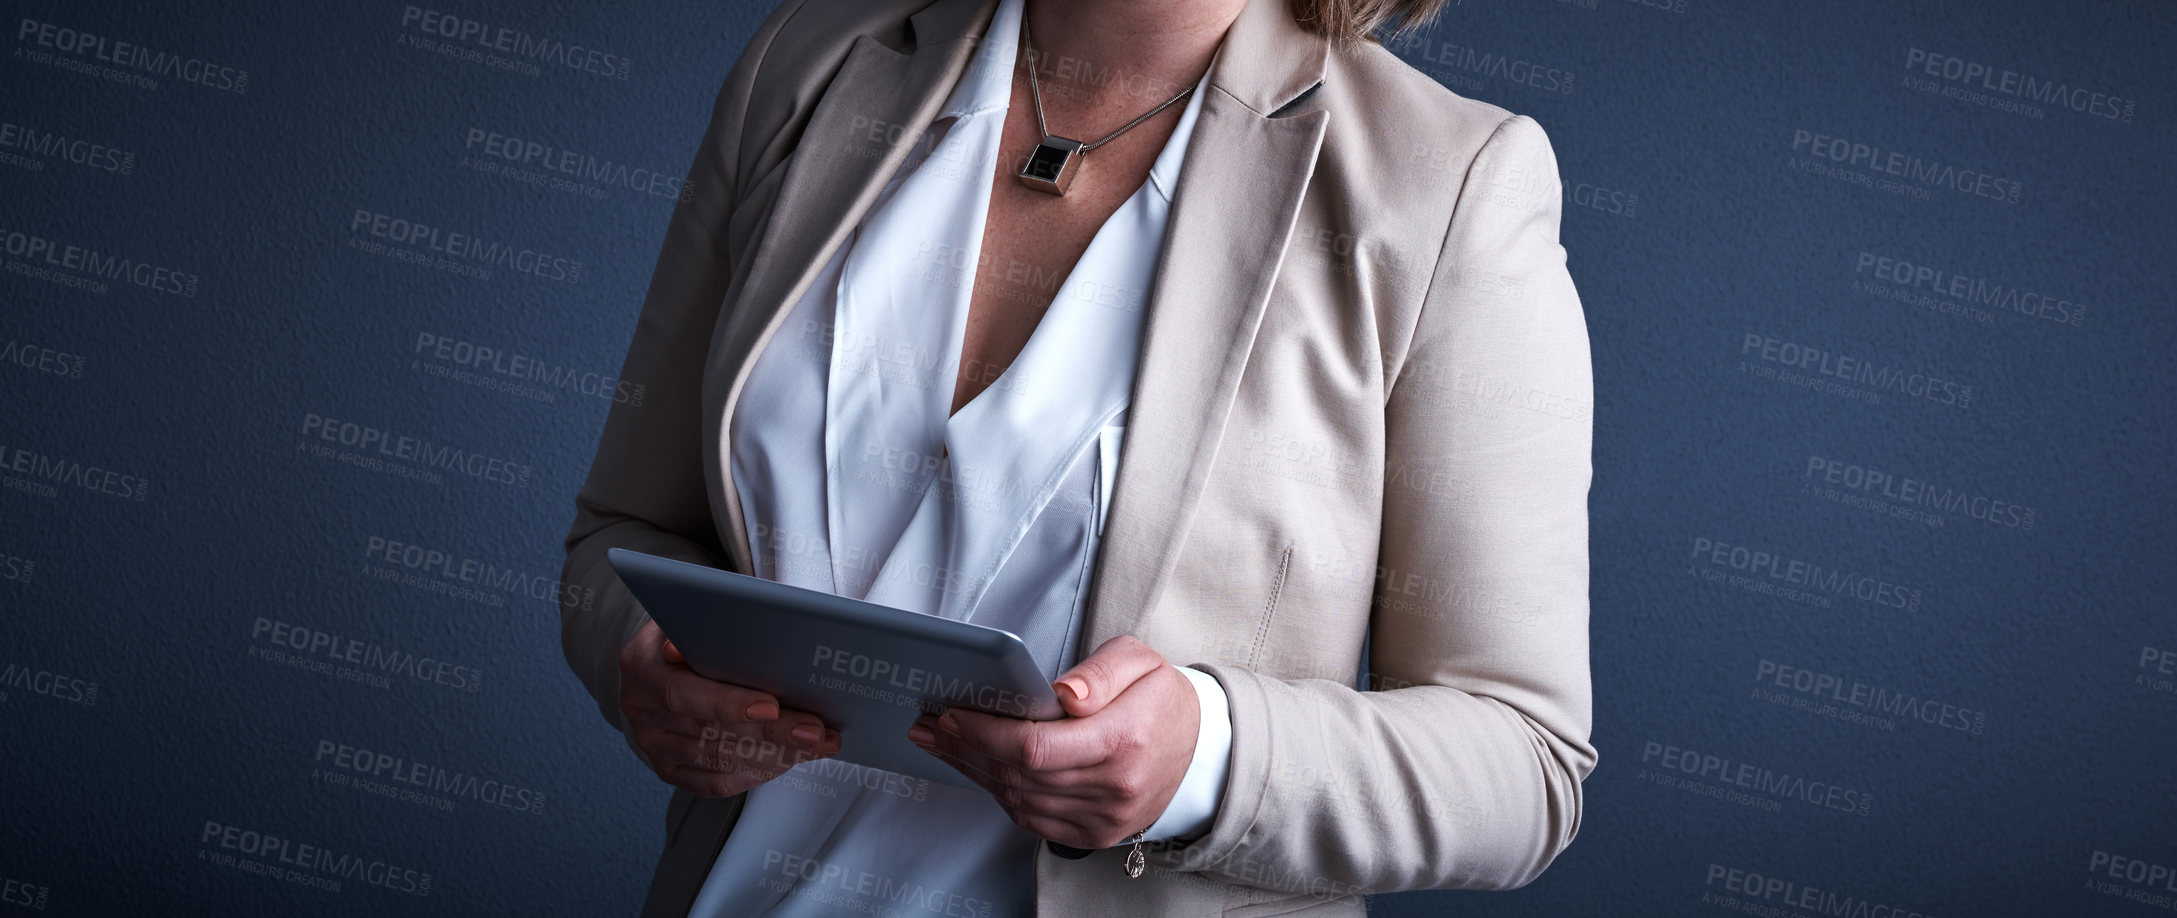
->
1046, 840, 1095, 859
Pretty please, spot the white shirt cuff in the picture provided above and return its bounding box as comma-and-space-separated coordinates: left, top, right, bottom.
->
1140, 665, 1233, 843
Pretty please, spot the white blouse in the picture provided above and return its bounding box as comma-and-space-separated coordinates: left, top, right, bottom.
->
689, 0, 1232, 915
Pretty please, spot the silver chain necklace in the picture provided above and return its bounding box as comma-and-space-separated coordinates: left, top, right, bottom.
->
1014, 16, 1195, 196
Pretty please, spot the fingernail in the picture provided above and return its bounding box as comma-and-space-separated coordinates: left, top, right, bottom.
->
937, 711, 962, 736
791, 723, 823, 746
745, 700, 779, 721
907, 724, 936, 745
1056, 677, 1089, 704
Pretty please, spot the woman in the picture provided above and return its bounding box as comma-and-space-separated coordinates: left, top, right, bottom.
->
560, 0, 1597, 914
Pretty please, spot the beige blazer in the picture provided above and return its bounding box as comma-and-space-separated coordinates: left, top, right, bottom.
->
559, 0, 1597, 913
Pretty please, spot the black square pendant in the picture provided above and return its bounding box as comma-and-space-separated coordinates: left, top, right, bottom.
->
1017, 135, 1084, 195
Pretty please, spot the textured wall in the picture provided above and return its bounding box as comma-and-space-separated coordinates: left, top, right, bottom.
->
2, 0, 2171, 915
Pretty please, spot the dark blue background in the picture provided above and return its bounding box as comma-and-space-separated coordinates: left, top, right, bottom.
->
3, 0, 2171, 915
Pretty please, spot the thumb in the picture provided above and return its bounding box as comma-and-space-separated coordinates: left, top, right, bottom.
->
1052, 634, 1167, 717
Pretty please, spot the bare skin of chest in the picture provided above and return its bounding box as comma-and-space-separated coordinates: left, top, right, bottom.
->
946, 58, 1187, 418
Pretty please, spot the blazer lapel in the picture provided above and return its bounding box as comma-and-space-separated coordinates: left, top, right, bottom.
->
706, 0, 1002, 574
698, 0, 1332, 641
1079, 0, 1332, 651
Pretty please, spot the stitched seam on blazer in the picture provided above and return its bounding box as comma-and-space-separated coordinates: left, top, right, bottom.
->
1248, 545, 1293, 669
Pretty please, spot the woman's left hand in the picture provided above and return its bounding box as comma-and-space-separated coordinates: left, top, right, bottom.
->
908, 634, 1200, 849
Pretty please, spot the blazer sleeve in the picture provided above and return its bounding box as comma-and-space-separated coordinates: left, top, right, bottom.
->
1181, 113, 1597, 893
558, 1, 806, 765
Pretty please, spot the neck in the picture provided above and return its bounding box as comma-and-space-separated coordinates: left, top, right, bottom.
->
1021, 0, 1247, 110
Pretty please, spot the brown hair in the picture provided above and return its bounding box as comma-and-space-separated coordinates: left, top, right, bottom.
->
1287, 0, 1453, 43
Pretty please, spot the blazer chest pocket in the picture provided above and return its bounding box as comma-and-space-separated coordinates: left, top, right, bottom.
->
1246, 543, 1294, 670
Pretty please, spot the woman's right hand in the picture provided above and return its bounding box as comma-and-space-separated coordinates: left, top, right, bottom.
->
618, 620, 842, 797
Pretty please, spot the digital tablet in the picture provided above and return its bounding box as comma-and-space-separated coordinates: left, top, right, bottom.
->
605, 547, 1065, 790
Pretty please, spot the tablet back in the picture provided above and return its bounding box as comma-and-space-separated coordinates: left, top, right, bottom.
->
605, 547, 1065, 789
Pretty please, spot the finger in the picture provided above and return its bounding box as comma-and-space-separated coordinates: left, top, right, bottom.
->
913, 715, 1101, 796
1053, 634, 1169, 717
626, 707, 714, 739
771, 721, 843, 756
910, 716, 997, 786
657, 666, 781, 724
641, 677, 836, 756
749, 705, 839, 752
631, 701, 793, 741
635, 677, 835, 755
633, 627, 778, 719
935, 706, 1109, 772
915, 736, 1008, 792
920, 750, 1126, 810
910, 717, 1033, 792
946, 762, 1122, 847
